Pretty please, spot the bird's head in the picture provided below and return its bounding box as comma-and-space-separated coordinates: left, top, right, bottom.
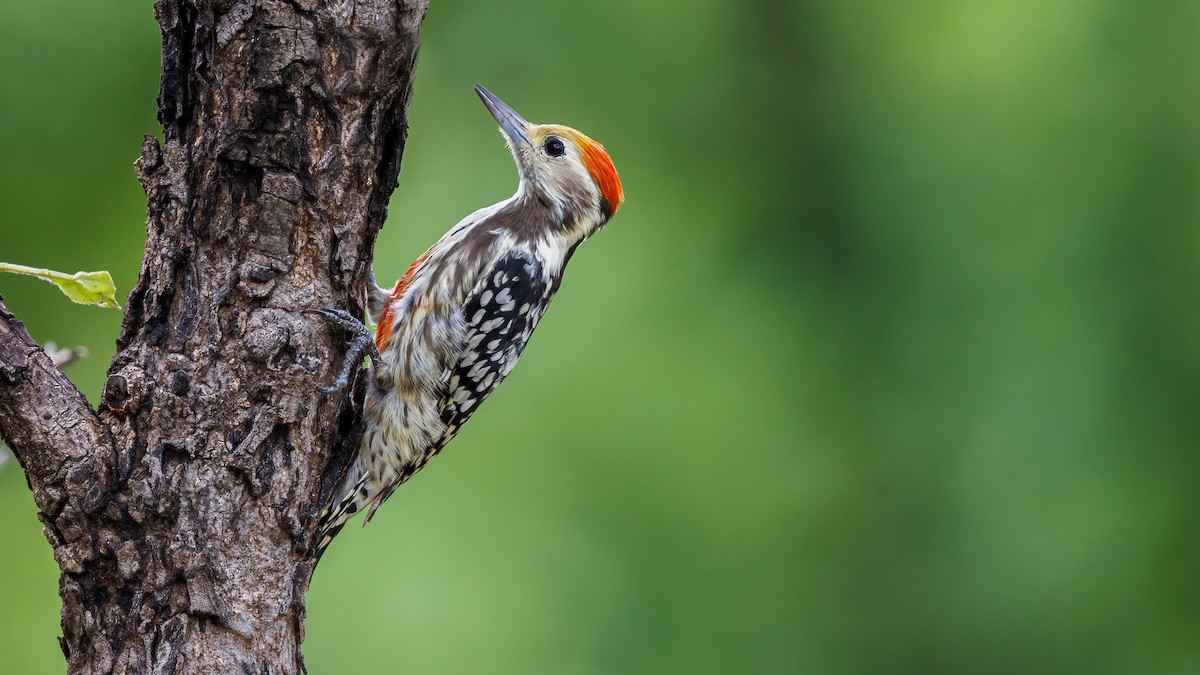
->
475, 84, 623, 229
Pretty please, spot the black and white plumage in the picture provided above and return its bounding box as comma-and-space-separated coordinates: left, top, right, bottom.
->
313, 85, 623, 554
440, 251, 548, 441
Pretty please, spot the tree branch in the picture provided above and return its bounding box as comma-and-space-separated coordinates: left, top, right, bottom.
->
4, 0, 428, 669
0, 294, 113, 516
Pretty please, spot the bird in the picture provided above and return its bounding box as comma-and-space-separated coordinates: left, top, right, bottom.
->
310, 84, 623, 555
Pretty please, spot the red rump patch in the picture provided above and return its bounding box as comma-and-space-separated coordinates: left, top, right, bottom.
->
580, 140, 623, 217
374, 251, 430, 350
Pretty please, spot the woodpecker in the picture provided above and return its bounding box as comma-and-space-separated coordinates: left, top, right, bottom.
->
312, 85, 623, 554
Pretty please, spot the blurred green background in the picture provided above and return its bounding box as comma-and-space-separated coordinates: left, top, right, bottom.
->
2, 1, 1198, 673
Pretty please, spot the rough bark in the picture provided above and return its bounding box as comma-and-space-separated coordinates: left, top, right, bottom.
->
0, 0, 428, 672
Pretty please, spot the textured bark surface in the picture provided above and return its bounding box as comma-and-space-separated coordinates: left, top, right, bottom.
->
0, 0, 428, 672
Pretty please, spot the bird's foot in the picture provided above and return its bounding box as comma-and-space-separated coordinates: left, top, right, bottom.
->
306, 308, 382, 393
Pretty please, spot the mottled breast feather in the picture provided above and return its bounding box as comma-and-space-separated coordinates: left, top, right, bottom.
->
436, 250, 552, 448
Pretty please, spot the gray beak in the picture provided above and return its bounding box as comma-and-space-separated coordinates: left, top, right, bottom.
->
475, 84, 532, 147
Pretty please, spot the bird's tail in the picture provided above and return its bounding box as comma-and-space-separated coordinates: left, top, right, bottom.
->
314, 467, 373, 559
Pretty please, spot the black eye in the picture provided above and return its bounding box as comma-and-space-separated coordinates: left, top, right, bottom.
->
544, 137, 566, 157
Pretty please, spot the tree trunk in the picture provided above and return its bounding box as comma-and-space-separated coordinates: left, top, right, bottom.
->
0, 1, 428, 672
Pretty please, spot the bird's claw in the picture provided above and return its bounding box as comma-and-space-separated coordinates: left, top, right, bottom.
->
306, 307, 381, 393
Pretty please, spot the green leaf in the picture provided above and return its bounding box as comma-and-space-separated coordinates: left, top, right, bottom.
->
0, 262, 121, 309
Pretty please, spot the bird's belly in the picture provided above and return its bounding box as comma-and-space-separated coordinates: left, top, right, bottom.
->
360, 382, 448, 490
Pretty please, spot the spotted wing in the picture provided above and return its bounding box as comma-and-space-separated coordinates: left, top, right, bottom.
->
436, 250, 552, 447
